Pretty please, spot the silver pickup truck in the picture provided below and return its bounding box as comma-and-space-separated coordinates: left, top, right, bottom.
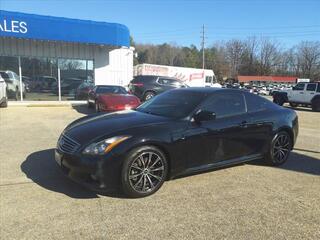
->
0, 75, 8, 107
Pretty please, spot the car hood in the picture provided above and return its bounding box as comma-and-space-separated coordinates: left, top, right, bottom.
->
64, 110, 169, 145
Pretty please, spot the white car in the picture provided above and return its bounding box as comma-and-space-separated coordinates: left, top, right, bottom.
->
0, 70, 26, 100
0, 75, 8, 107
273, 82, 320, 111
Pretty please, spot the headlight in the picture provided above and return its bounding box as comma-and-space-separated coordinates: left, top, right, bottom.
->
82, 136, 131, 155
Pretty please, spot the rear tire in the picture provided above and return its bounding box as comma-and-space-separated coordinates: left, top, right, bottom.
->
265, 131, 292, 166
311, 99, 320, 112
121, 146, 168, 198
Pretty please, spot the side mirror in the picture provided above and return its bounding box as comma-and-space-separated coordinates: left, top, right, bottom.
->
193, 110, 216, 123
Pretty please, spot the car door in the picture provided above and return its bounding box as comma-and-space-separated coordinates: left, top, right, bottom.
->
185, 91, 250, 169
304, 83, 317, 103
289, 83, 306, 103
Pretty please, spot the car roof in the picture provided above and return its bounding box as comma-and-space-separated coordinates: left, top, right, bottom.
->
170, 87, 236, 94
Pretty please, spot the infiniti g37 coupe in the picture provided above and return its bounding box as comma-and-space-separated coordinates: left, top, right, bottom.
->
55, 88, 298, 198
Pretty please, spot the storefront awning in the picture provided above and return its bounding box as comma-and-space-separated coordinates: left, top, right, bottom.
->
0, 10, 130, 47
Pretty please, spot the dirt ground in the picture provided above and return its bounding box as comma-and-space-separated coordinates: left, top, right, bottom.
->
0, 105, 319, 240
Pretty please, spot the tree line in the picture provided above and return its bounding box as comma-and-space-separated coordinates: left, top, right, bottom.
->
131, 37, 320, 82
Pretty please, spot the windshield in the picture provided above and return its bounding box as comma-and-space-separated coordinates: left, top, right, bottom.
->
96, 86, 127, 94
136, 90, 207, 118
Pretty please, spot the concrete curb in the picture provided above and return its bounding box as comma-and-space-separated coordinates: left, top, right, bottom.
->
8, 101, 87, 107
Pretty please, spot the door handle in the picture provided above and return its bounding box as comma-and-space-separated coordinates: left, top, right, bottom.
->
299, 92, 304, 94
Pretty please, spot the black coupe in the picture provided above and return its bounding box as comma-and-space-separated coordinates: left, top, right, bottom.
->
55, 88, 298, 197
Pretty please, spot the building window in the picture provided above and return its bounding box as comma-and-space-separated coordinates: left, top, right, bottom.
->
0, 56, 22, 100
0, 55, 94, 101
21, 57, 59, 101
59, 59, 94, 100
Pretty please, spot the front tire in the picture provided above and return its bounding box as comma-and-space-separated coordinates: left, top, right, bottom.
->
143, 91, 156, 101
273, 96, 284, 106
122, 146, 168, 198
311, 99, 320, 112
0, 97, 8, 108
95, 101, 100, 112
265, 131, 292, 166
289, 102, 298, 108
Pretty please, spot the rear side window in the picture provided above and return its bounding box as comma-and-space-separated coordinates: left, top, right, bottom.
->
317, 84, 320, 92
245, 93, 275, 113
306, 83, 316, 91
202, 92, 246, 118
158, 78, 181, 86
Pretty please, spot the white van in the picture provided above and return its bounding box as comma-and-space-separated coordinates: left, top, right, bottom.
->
0, 75, 8, 107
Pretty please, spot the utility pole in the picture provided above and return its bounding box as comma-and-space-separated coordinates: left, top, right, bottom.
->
201, 24, 205, 69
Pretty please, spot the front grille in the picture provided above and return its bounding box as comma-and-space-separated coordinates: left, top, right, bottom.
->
58, 134, 80, 154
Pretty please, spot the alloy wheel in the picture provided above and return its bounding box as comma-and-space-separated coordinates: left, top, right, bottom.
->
272, 134, 290, 163
128, 152, 165, 193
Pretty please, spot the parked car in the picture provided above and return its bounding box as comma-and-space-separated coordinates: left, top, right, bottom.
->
0, 70, 26, 100
52, 78, 83, 97
75, 81, 94, 100
55, 88, 298, 198
30, 76, 57, 92
273, 82, 320, 111
128, 75, 186, 101
88, 85, 140, 112
0, 75, 8, 107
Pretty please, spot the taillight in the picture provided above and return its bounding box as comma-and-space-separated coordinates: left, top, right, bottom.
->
132, 83, 143, 87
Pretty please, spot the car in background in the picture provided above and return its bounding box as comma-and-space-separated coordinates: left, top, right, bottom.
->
55, 88, 298, 197
88, 85, 140, 112
51, 78, 83, 97
128, 75, 186, 101
0, 75, 8, 107
273, 82, 320, 111
0, 70, 26, 100
75, 81, 94, 100
30, 76, 57, 92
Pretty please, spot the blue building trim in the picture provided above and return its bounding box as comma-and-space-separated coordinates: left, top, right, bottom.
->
0, 10, 130, 47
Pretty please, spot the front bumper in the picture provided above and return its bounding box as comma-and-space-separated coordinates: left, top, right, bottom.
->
54, 149, 122, 192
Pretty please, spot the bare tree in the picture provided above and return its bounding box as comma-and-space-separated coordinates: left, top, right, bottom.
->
257, 38, 282, 75
296, 41, 320, 79
225, 39, 245, 78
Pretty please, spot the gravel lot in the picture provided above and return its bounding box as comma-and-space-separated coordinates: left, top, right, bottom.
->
0, 105, 319, 240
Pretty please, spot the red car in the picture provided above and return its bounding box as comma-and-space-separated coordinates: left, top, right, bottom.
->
88, 85, 140, 112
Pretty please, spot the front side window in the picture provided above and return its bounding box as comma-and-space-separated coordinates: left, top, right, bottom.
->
205, 76, 213, 83
306, 83, 316, 91
202, 92, 246, 118
293, 83, 305, 91
158, 78, 181, 86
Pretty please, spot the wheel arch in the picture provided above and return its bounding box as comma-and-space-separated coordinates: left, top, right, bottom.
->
275, 126, 294, 150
